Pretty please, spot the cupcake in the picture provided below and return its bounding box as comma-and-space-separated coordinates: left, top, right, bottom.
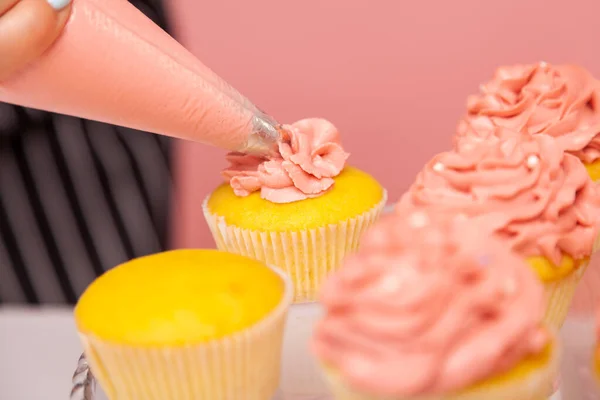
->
313, 211, 559, 400
75, 249, 293, 400
455, 62, 600, 181
203, 118, 386, 303
398, 129, 600, 328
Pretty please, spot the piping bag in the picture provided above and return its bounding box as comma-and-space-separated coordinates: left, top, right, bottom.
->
0, 0, 282, 155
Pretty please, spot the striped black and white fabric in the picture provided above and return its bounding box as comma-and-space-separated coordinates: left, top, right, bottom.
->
0, 0, 173, 305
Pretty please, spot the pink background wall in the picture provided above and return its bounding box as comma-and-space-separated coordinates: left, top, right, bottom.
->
167, 0, 600, 249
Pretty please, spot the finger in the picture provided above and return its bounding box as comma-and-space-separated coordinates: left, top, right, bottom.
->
0, 0, 20, 16
0, 0, 72, 82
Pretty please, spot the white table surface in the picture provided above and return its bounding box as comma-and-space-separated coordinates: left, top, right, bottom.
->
0, 306, 88, 400
0, 306, 565, 400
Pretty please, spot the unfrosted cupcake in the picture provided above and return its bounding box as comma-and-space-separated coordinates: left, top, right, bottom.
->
203, 118, 386, 303
313, 210, 559, 400
75, 249, 293, 400
455, 62, 600, 181
398, 129, 600, 328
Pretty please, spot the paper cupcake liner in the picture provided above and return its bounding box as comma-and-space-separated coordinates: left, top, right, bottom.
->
321, 335, 559, 400
278, 302, 329, 399
595, 346, 600, 385
78, 265, 294, 400
203, 192, 387, 303
543, 261, 588, 329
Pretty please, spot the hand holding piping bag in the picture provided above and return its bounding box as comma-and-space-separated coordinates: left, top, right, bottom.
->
0, 0, 71, 81
0, 0, 283, 156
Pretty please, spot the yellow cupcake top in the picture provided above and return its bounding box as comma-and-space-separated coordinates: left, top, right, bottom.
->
527, 255, 588, 283
207, 166, 384, 231
585, 159, 600, 182
75, 250, 287, 346
471, 340, 554, 390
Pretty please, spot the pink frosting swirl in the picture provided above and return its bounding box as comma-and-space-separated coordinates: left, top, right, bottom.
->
456, 63, 600, 163
399, 129, 600, 265
222, 118, 350, 203
313, 211, 548, 397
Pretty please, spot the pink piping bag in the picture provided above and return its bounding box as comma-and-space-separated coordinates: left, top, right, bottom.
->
0, 0, 281, 155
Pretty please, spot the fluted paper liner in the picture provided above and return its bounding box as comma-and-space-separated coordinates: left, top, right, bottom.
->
542, 261, 588, 329
203, 192, 387, 303
321, 333, 559, 400
595, 351, 600, 389
78, 265, 293, 400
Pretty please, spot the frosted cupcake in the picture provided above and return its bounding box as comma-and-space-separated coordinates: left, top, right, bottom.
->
75, 250, 293, 400
203, 118, 386, 303
455, 62, 600, 181
313, 211, 559, 400
398, 129, 600, 328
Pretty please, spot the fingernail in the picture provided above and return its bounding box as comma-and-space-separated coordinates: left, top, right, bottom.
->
47, 0, 71, 11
